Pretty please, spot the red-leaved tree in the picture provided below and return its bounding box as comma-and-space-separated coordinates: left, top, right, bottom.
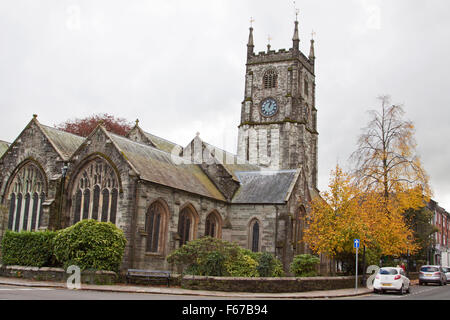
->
55, 113, 133, 137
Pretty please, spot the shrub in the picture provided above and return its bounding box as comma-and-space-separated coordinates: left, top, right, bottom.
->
1, 230, 58, 267
290, 254, 320, 277
167, 237, 241, 276
224, 252, 259, 277
53, 220, 126, 272
257, 252, 285, 277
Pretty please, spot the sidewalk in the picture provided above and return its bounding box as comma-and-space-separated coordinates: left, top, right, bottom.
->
0, 276, 372, 299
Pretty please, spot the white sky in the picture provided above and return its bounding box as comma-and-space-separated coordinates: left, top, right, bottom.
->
1, 0, 449, 208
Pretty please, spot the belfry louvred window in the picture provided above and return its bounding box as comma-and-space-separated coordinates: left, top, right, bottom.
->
7, 161, 47, 232
263, 69, 277, 89
71, 157, 119, 225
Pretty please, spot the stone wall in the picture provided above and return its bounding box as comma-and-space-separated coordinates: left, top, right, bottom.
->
181, 275, 365, 293
133, 180, 229, 271
0, 265, 118, 285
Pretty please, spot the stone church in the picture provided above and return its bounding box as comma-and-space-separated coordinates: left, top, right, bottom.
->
0, 19, 326, 273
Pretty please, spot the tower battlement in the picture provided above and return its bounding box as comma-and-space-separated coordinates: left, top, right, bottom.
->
248, 48, 314, 74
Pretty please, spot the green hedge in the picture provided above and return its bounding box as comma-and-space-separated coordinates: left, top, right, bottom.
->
53, 220, 126, 272
167, 237, 284, 277
1, 230, 58, 267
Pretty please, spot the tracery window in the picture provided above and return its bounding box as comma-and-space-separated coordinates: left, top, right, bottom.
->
145, 201, 167, 253
72, 157, 119, 225
263, 69, 277, 89
6, 162, 47, 232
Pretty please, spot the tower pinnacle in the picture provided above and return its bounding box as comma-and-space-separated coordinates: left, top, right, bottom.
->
292, 19, 300, 51
309, 31, 316, 62
247, 17, 255, 59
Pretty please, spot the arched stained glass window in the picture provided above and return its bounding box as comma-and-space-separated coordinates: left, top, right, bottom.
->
178, 207, 195, 247
146, 202, 166, 253
249, 219, 261, 253
70, 157, 119, 225
205, 212, 221, 238
6, 161, 47, 231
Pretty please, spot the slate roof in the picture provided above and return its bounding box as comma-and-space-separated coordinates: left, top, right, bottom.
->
108, 132, 226, 201
0, 140, 10, 158
231, 169, 300, 204
200, 140, 262, 181
39, 124, 85, 160
142, 131, 183, 154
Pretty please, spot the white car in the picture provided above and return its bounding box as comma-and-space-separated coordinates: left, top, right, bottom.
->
373, 267, 410, 295
443, 267, 450, 282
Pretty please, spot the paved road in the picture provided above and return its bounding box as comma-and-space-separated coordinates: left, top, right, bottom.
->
0, 284, 234, 300
345, 283, 450, 300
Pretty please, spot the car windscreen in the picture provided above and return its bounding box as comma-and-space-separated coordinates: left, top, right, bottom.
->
420, 267, 439, 272
442, 267, 450, 273
379, 269, 398, 275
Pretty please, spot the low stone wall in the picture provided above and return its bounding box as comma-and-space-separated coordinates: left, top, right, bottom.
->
181, 275, 365, 293
0, 265, 118, 285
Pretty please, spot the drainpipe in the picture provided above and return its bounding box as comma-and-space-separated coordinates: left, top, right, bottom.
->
274, 206, 279, 256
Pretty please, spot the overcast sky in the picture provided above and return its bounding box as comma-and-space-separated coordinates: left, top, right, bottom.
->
1, 0, 449, 208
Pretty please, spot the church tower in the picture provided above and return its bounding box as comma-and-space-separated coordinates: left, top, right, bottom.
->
237, 18, 318, 189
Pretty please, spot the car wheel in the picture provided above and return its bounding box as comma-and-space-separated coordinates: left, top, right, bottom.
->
399, 285, 405, 295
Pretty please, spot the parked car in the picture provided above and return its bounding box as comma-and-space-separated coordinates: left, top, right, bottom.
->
441, 267, 450, 282
419, 265, 447, 286
373, 267, 410, 295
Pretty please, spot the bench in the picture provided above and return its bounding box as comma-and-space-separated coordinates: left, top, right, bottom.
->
126, 269, 171, 287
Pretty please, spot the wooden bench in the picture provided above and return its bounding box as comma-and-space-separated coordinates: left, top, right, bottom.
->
126, 269, 171, 287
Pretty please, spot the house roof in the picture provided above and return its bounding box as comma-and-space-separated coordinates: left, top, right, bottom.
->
231, 169, 300, 204
108, 132, 226, 201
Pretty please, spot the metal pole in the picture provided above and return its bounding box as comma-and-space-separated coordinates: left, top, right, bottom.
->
355, 247, 359, 292
362, 246, 366, 286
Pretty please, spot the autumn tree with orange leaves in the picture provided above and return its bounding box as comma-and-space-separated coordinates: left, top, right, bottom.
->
303, 96, 432, 269
303, 165, 417, 260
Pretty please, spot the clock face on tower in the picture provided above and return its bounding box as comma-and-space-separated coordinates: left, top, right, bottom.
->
260, 98, 278, 117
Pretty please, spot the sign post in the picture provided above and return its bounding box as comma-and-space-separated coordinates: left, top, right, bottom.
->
354, 239, 360, 292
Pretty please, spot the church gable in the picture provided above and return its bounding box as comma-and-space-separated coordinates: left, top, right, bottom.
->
0, 117, 76, 201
